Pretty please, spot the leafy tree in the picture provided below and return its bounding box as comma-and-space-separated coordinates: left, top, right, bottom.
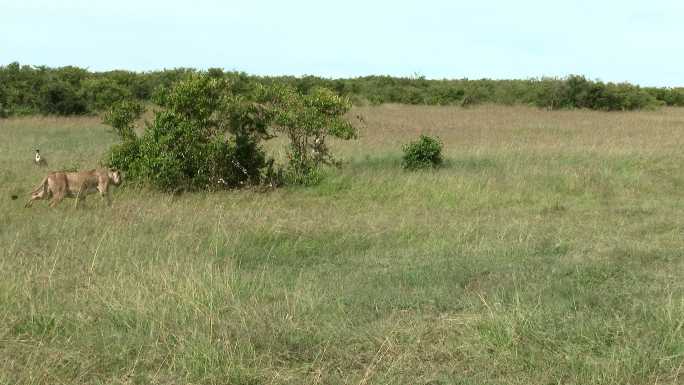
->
103, 73, 359, 190
103, 99, 145, 142
0, 83, 8, 117
38, 80, 87, 115
265, 85, 357, 184
104, 74, 272, 191
83, 78, 133, 111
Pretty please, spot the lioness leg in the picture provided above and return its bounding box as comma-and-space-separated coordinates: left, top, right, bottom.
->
25, 194, 41, 207
97, 183, 112, 206
25, 190, 44, 207
25, 179, 49, 208
47, 175, 67, 208
75, 184, 87, 209
49, 192, 65, 208
49, 184, 64, 208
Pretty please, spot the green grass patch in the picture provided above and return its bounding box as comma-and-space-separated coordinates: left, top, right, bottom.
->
1, 107, 683, 384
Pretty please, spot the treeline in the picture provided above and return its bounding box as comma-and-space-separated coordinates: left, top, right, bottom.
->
1, 62, 683, 117
269, 75, 684, 110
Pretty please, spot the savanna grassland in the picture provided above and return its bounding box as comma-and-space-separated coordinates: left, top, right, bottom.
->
1, 105, 683, 385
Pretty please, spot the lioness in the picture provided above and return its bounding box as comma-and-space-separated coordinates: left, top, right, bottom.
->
25, 168, 122, 208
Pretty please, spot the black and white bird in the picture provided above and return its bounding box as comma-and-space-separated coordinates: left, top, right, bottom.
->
34, 149, 47, 167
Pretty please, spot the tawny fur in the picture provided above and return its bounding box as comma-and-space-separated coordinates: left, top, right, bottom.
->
26, 168, 122, 208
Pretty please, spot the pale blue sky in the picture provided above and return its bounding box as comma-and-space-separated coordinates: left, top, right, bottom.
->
2, 0, 683, 86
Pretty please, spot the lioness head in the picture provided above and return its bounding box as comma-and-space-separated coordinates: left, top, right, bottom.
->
109, 169, 122, 186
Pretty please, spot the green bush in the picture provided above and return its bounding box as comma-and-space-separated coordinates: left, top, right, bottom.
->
646, 87, 684, 106
103, 100, 145, 141
0, 62, 677, 114
266, 85, 357, 185
37, 80, 88, 115
102, 73, 359, 190
0, 84, 8, 118
103, 74, 271, 191
533, 75, 661, 111
402, 134, 443, 170
106, 139, 141, 176
83, 78, 133, 111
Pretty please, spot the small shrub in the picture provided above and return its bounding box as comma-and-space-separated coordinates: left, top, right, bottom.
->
283, 152, 324, 186
401, 134, 443, 170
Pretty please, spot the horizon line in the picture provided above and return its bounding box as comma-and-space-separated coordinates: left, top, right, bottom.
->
2, 61, 681, 89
